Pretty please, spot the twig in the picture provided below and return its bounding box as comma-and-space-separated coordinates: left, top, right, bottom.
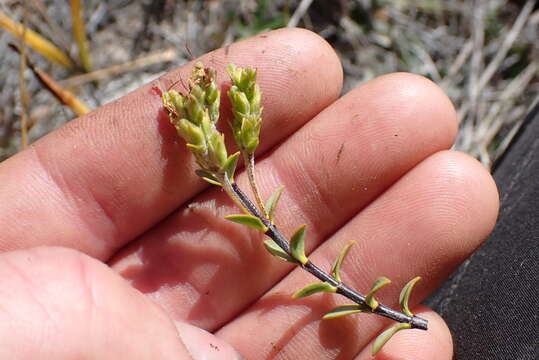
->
287, 0, 313, 27
441, 39, 473, 89
10, 43, 90, 116
18, 5, 30, 150
227, 176, 428, 330
70, 0, 92, 72
29, 0, 72, 55
478, 0, 535, 91
59, 48, 177, 88
0, 9, 75, 69
472, 61, 539, 167
493, 98, 537, 162
412, 43, 442, 83
465, 0, 485, 153
244, 152, 269, 219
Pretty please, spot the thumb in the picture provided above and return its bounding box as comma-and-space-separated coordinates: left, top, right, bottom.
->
0, 246, 241, 359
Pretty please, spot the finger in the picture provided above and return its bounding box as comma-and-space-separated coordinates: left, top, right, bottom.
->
175, 322, 243, 360
0, 28, 342, 260
216, 151, 498, 359
110, 73, 458, 331
354, 307, 453, 360
0, 246, 241, 359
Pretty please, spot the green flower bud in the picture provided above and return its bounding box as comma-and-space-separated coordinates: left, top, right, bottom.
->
229, 88, 250, 119
190, 85, 206, 105
162, 90, 187, 120
206, 83, 220, 123
162, 62, 228, 174
241, 116, 260, 154
249, 88, 261, 115
227, 64, 263, 154
185, 94, 204, 125
208, 131, 228, 169
176, 118, 206, 149
227, 63, 242, 86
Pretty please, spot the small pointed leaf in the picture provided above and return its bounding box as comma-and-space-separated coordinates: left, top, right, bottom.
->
399, 276, 422, 317
322, 304, 371, 320
195, 169, 221, 186
225, 214, 268, 232
290, 224, 308, 265
221, 151, 240, 182
263, 240, 295, 263
200, 177, 222, 186
365, 277, 391, 310
331, 241, 355, 282
292, 282, 337, 299
186, 143, 203, 151
372, 323, 412, 356
264, 185, 284, 221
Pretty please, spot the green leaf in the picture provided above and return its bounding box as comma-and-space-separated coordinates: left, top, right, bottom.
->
322, 304, 371, 320
331, 241, 355, 282
194, 169, 221, 186
225, 214, 268, 232
372, 323, 412, 356
290, 224, 308, 265
399, 276, 422, 317
365, 277, 392, 310
221, 151, 240, 182
264, 185, 284, 221
292, 282, 337, 299
263, 240, 295, 263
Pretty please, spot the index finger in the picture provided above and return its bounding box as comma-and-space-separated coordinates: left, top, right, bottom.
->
0, 28, 343, 260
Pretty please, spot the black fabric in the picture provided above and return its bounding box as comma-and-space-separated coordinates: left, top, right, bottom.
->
426, 102, 539, 360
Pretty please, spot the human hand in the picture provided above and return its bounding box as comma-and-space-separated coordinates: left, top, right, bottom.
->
0, 28, 498, 359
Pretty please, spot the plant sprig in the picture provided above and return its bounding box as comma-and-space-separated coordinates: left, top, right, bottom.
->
162, 62, 428, 356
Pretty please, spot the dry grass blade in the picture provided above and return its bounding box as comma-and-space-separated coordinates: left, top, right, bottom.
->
478, 0, 536, 91
475, 61, 539, 168
0, 1, 536, 164
59, 48, 177, 88
70, 0, 92, 72
29, 0, 72, 56
18, 7, 30, 150
9, 44, 90, 116
0, 10, 75, 70
463, 0, 485, 152
287, 0, 313, 27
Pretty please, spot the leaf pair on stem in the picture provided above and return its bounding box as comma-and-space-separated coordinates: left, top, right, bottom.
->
162, 62, 428, 356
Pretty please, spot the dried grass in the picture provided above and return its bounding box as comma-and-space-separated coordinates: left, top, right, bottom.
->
0, 0, 537, 168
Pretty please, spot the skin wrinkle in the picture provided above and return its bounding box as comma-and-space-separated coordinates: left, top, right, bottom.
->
76, 251, 100, 342
30, 145, 116, 258
277, 150, 331, 240
2, 255, 59, 337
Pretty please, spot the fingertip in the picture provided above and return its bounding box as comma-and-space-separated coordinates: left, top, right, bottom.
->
356, 307, 453, 360
365, 72, 458, 147
175, 321, 244, 360
420, 150, 500, 258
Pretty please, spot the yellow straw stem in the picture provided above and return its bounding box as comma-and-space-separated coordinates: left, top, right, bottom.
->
0, 10, 75, 70
18, 16, 29, 149
34, 67, 90, 115
70, 0, 92, 72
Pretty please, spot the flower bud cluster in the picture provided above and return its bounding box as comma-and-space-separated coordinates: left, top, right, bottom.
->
162, 63, 227, 172
227, 64, 263, 154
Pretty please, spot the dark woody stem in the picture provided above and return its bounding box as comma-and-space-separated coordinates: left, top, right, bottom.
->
223, 175, 428, 331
